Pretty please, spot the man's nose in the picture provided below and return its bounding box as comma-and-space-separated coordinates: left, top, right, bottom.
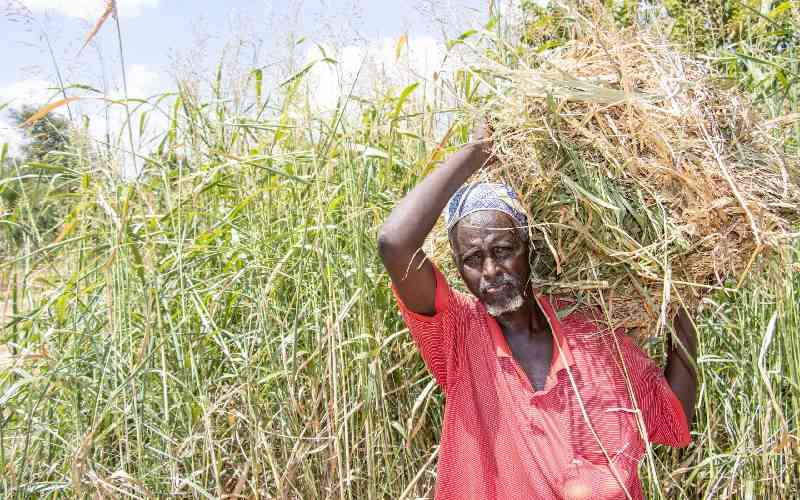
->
482, 257, 500, 280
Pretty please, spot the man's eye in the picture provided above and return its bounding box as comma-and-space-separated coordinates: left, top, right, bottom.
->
495, 247, 512, 257
464, 254, 481, 266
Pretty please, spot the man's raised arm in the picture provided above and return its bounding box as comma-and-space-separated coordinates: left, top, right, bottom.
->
377, 125, 493, 315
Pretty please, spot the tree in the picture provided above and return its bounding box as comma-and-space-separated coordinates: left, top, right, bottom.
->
1, 106, 79, 248
9, 105, 76, 167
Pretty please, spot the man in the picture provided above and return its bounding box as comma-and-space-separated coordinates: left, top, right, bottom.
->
377, 125, 698, 500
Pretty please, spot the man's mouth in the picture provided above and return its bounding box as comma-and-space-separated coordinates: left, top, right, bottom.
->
480, 278, 525, 317
484, 283, 510, 295
480, 276, 518, 297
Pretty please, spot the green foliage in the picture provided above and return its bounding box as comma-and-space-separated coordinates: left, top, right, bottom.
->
1, 107, 80, 249
664, 0, 796, 52
9, 106, 75, 168
664, 0, 799, 114
518, 0, 573, 51
1, 3, 799, 499
664, 0, 742, 52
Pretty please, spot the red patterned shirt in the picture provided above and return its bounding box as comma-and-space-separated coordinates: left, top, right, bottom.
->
392, 265, 690, 500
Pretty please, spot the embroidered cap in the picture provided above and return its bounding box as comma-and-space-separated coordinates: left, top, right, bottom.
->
445, 182, 529, 240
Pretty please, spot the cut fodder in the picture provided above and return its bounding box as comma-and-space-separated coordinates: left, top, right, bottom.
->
433, 13, 800, 337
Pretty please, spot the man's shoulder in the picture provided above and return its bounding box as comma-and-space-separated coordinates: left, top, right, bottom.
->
442, 286, 484, 323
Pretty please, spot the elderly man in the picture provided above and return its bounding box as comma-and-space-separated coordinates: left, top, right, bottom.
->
377, 126, 698, 500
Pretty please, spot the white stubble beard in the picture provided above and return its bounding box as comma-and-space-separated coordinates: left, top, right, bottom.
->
485, 290, 525, 317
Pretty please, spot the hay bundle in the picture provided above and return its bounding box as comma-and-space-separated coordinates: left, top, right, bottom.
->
450, 11, 800, 335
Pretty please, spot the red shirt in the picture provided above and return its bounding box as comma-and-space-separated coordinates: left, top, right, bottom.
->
392, 265, 690, 500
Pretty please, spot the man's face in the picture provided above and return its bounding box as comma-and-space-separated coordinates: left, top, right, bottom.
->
451, 211, 531, 317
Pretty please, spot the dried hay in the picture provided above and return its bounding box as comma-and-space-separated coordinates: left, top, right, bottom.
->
433, 7, 800, 337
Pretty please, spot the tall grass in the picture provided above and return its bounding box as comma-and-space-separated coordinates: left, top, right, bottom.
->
1, 3, 799, 499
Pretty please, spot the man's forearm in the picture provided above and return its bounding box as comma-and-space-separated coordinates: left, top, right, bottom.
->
378, 142, 490, 260
377, 127, 494, 315
665, 308, 698, 426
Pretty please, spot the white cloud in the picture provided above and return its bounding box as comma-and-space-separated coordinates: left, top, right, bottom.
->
86, 64, 170, 145
304, 44, 361, 112
79, 64, 171, 176
120, 64, 167, 99
303, 35, 448, 113
20, 0, 158, 20
0, 78, 59, 107
0, 115, 26, 158
0, 78, 58, 157
0, 66, 170, 171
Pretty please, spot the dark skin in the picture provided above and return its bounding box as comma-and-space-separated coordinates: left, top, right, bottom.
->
451, 210, 553, 391
377, 125, 698, 424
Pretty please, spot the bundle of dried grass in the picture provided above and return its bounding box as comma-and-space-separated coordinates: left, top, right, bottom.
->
435, 7, 800, 336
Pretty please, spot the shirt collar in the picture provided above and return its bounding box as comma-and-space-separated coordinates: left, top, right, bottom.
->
486, 292, 575, 373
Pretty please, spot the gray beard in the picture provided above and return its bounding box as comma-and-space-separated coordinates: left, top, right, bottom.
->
485, 291, 525, 317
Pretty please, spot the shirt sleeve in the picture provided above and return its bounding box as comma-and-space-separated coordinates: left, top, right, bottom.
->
390, 264, 469, 391
617, 332, 692, 448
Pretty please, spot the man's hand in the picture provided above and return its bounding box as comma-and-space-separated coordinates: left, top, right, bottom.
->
469, 122, 497, 165
471, 121, 493, 146
378, 123, 494, 315
665, 306, 698, 427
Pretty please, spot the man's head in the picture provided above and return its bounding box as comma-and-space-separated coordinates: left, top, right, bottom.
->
445, 183, 531, 317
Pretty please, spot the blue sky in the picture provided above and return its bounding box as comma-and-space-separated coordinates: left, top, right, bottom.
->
1, 0, 490, 97
0, 0, 491, 153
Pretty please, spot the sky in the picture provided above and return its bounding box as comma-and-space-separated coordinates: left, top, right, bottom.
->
0, 0, 495, 157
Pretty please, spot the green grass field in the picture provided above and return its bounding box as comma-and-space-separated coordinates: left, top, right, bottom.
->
2, 2, 799, 498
